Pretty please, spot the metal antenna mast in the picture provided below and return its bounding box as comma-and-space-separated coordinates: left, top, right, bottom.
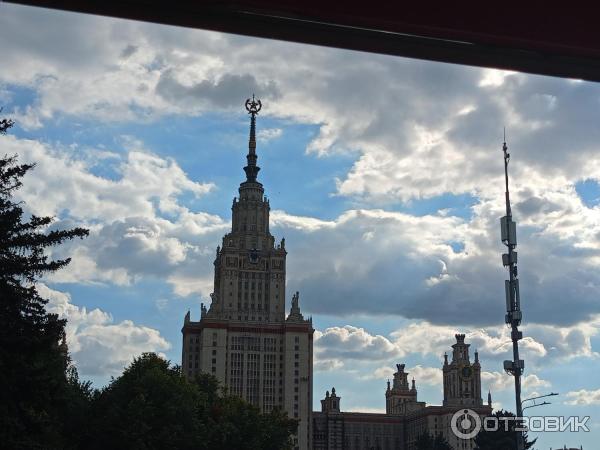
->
500, 134, 525, 450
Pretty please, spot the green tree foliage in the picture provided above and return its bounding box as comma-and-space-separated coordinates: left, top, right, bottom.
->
474, 410, 536, 450
415, 431, 454, 450
0, 118, 89, 448
88, 353, 297, 450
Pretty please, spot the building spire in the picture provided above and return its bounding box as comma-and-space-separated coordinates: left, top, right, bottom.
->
244, 95, 262, 182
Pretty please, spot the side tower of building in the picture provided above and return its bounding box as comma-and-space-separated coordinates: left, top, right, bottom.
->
443, 333, 483, 407
182, 97, 313, 450
385, 363, 425, 414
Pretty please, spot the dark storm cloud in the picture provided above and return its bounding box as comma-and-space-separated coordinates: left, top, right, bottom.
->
277, 207, 600, 327
155, 70, 280, 108
120, 44, 138, 59
515, 196, 562, 217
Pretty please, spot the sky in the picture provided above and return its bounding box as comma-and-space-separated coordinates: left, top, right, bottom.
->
1, 3, 599, 448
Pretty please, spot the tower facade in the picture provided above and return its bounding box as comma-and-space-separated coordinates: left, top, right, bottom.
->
182, 98, 313, 450
443, 333, 483, 407
385, 364, 424, 414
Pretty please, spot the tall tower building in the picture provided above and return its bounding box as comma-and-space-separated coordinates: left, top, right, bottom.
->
443, 334, 483, 407
182, 97, 314, 450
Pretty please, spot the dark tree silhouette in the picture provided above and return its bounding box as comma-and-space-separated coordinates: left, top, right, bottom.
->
0, 108, 14, 135
474, 410, 536, 450
0, 116, 89, 448
88, 353, 298, 450
415, 431, 454, 450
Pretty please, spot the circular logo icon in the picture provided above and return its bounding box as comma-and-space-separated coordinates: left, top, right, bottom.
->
451, 409, 482, 440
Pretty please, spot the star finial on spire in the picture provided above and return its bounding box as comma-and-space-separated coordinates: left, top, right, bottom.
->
245, 94, 262, 117
243, 96, 262, 182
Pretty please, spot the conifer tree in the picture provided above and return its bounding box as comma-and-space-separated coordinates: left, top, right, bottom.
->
0, 116, 89, 448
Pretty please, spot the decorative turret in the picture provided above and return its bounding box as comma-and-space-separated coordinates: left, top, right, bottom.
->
488, 390, 493, 407
321, 387, 341, 413
443, 334, 483, 407
452, 333, 470, 363
385, 364, 424, 414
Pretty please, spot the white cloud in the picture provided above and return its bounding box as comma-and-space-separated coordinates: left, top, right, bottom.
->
344, 406, 386, 414
481, 371, 550, 394
39, 283, 171, 378
368, 365, 442, 387
257, 127, 282, 143
564, 389, 600, 406
0, 134, 226, 295
314, 321, 597, 377
314, 358, 345, 372
276, 198, 600, 326
315, 325, 401, 362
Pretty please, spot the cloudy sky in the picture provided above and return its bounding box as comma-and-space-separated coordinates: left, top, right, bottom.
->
2, 3, 600, 448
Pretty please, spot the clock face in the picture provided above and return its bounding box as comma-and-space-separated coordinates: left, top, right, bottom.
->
248, 249, 259, 263
460, 365, 473, 379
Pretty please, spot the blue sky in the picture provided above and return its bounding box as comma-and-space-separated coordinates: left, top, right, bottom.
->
2, 3, 600, 448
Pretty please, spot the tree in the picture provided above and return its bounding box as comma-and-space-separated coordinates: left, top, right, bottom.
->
0, 108, 14, 135
89, 353, 212, 450
206, 394, 297, 450
89, 353, 297, 450
0, 117, 89, 448
415, 431, 453, 450
474, 410, 536, 450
